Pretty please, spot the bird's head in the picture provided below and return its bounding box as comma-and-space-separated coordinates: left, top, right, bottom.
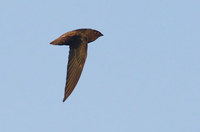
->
86, 29, 103, 43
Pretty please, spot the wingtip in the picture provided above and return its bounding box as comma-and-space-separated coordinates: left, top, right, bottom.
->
50, 41, 56, 45
63, 97, 67, 102
50, 39, 60, 45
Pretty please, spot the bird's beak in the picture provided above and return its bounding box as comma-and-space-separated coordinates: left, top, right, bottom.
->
100, 33, 104, 36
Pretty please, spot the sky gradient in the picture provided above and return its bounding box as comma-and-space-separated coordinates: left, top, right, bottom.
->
1, 0, 200, 132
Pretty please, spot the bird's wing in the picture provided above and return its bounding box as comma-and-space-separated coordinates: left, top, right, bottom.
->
63, 37, 88, 102
50, 31, 81, 45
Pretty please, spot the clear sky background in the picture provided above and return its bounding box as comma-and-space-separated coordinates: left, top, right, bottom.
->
1, 0, 200, 132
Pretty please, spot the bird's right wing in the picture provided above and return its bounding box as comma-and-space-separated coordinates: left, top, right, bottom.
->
50, 31, 80, 45
63, 37, 88, 102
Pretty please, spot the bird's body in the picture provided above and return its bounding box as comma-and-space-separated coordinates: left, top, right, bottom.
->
50, 28, 103, 102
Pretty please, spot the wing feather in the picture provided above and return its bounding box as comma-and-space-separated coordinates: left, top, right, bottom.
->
50, 31, 82, 45
63, 37, 88, 102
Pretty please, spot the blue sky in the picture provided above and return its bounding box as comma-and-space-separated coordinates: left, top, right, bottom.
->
1, 0, 200, 132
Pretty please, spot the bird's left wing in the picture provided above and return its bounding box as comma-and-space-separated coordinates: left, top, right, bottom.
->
63, 37, 88, 102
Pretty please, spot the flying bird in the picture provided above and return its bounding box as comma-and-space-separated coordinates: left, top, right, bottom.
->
50, 28, 103, 102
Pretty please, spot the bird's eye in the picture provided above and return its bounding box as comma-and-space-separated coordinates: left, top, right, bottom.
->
95, 32, 98, 34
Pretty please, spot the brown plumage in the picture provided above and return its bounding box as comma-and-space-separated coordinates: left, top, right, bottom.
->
50, 28, 103, 102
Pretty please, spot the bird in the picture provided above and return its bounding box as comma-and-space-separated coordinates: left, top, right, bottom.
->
50, 28, 103, 102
